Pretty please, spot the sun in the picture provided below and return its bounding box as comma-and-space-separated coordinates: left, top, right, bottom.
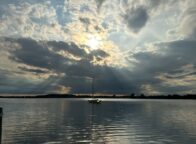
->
87, 36, 100, 50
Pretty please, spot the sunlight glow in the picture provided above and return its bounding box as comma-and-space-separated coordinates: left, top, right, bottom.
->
87, 36, 100, 50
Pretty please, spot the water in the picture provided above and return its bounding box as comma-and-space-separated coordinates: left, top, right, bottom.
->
0, 99, 196, 144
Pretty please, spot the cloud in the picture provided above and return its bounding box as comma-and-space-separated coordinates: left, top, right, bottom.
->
148, 0, 177, 11
0, 36, 196, 95
1, 36, 195, 95
179, 8, 196, 40
18, 66, 48, 74
119, 0, 181, 34
0, 68, 42, 94
79, 17, 91, 25
95, 0, 106, 11
0, 1, 70, 41
124, 6, 149, 33
5, 37, 106, 74
47, 41, 87, 58
0, 37, 138, 94
88, 49, 110, 61
130, 39, 196, 94
0, 0, 196, 95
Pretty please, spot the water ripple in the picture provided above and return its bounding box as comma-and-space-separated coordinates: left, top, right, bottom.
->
0, 99, 196, 144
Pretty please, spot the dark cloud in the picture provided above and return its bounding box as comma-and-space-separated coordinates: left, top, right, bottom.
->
7, 38, 109, 76
79, 17, 91, 25
94, 25, 101, 31
135, 40, 196, 70
2, 37, 139, 94
0, 69, 39, 94
88, 49, 109, 61
121, 0, 178, 33
95, 0, 106, 11
79, 17, 91, 31
58, 67, 139, 94
131, 39, 196, 94
8, 38, 68, 71
47, 41, 87, 58
164, 72, 196, 79
18, 66, 48, 74
1, 37, 196, 95
124, 6, 149, 33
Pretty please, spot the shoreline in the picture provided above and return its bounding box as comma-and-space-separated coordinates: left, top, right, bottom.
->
0, 94, 195, 100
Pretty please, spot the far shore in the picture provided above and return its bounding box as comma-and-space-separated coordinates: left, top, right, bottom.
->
0, 94, 195, 100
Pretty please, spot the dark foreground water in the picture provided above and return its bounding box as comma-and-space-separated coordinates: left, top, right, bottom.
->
0, 99, 196, 144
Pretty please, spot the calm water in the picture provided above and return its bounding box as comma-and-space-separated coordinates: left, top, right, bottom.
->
0, 99, 196, 144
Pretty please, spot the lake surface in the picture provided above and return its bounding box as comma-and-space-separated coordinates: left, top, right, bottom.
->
0, 99, 196, 144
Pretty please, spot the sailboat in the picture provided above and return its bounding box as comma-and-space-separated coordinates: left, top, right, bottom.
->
88, 98, 102, 104
88, 76, 102, 104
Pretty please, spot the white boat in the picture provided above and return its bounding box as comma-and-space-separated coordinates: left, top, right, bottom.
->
88, 98, 102, 104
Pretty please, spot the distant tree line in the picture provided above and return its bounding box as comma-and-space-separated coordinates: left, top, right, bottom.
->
0, 93, 195, 99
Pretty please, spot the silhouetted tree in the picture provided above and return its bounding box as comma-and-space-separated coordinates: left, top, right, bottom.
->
130, 93, 135, 97
140, 93, 145, 97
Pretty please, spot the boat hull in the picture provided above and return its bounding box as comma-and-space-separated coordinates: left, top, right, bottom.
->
88, 99, 102, 104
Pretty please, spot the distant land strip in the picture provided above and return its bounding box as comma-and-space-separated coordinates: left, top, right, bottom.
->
0, 94, 195, 99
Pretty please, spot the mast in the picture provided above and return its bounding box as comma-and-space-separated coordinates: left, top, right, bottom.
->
91, 76, 94, 98
91, 62, 95, 98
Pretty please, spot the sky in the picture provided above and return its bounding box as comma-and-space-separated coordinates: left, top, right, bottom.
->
0, 0, 195, 95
